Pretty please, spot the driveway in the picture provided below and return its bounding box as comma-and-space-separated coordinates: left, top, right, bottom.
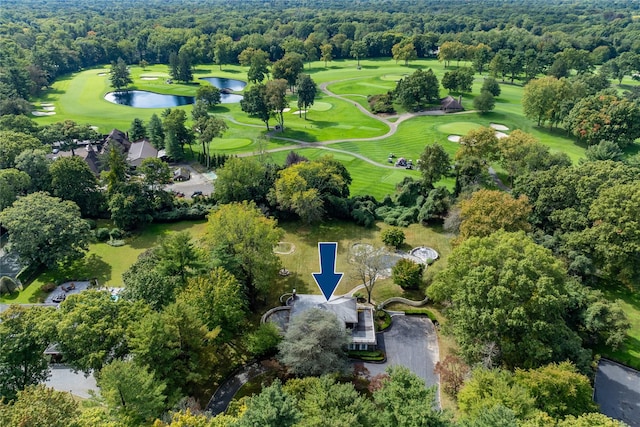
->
358, 315, 440, 407
594, 359, 640, 426
165, 164, 214, 199
44, 365, 99, 399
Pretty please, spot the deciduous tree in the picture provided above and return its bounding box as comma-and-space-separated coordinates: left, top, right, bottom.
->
0, 306, 56, 401
0, 192, 91, 268
296, 73, 317, 119
0, 168, 30, 211
206, 201, 283, 308
373, 366, 450, 427
457, 189, 532, 241
0, 385, 80, 427
98, 359, 167, 425
428, 231, 590, 369
419, 143, 451, 189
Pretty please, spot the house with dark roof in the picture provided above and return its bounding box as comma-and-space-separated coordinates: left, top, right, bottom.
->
102, 129, 131, 155
440, 95, 463, 112
48, 143, 101, 174
127, 139, 159, 168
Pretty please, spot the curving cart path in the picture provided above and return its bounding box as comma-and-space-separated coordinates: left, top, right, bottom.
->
234, 78, 454, 168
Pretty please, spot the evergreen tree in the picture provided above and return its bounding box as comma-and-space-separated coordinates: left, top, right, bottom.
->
128, 118, 146, 141
109, 57, 132, 91
147, 113, 165, 149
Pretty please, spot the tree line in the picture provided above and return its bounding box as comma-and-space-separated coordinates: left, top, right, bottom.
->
3, 0, 640, 113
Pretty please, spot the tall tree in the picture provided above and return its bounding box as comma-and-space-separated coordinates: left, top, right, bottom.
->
177, 267, 247, 338
0, 306, 56, 401
0, 192, 91, 268
240, 83, 271, 130
456, 126, 499, 162
169, 51, 193, 83
206, 201, 283, 308
122, 248, 181, 311
213, 36, 235, 71
147, 113, 165, 149
236, 380, 300, 427
278, 308, 351, 376
373, 366, 451, 427
419, 143, 451, 189
350, 244, 386, 304
138, 157, 171, 192
392, 40, 418, 66
97, 359, 167, 426
320, 43, 334, 67
109, 57, 132, 91
57, 291, 142, 373
266, 78, 288, 130
49, 156, 103, 217
272, 54, 304, 90
239, 48, 270, 83
163, 108, 193, 161
193, 115, 227, 168
196, 84, 221, 108
0, 168, 30, 211
394, 69, 440, 111
457, 190, 532, 242
0, 130, 42, 169
129, 117, 146, 141
155, 231, 203, 285
0, 385, 80, 427
14, 148, 51, 192
128, 301, 220, 402
213, 157, 269, 204
350, 41, 368, 67
296, 73, 317, 119
428, 231, 590, 370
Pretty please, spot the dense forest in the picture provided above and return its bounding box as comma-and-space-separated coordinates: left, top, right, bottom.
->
1, 0, 640, 426
2, 0, 640, 111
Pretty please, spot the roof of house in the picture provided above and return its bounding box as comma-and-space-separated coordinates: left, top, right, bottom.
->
440, 95, 463, 111
47, 144, 101, 174
127, 139, 158, 166
103, 128, 131, 154
290, 294, 359, 325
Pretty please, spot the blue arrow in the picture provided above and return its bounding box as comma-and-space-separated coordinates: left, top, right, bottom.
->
312, 242, 343, 302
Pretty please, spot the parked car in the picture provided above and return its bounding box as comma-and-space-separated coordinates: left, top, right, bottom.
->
192, 191, 203, 198
52, 293, 66, 303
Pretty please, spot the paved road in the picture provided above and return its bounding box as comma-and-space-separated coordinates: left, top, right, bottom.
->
206, 362, 267, 416
594, 359, 640, 427
360, 315, 441, 408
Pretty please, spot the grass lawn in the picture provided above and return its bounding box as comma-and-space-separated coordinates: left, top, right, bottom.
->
596, 281, 640, 370
274, 220, 452, 301
266, 148, 422, 200
0, 220, 207, 304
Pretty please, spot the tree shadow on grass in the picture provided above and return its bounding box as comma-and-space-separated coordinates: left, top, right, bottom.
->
54, 254, 113, 286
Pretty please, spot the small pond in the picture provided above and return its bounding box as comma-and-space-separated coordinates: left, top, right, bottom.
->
199, 77, 247, 91
104, 88, 242, 108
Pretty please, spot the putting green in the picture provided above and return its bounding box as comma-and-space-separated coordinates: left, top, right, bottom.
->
312, 101, 332, 111
380, 74, 408, 81
437, 122, 484, 135
215, 138, 252, 150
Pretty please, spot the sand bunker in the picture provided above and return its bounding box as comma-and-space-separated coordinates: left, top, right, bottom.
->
495, 131, 508, 139
141, 77, 159, 80
40, 103, 54, 107
447, 135, 461, 142
32, 111, 56, 116
281, 108, 291, 113
291, 110, 307, 115
42, 106, 55, 111
490, 123, 509, 131
97, 72, 106, 76
90, 126, 99, 130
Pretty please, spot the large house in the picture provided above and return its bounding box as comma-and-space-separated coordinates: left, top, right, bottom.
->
264, 292, 377, 351
48, 129, 162, 172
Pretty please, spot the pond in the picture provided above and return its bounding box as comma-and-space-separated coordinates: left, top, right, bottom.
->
104, 88, 243, 108
199, 77, 247, 91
